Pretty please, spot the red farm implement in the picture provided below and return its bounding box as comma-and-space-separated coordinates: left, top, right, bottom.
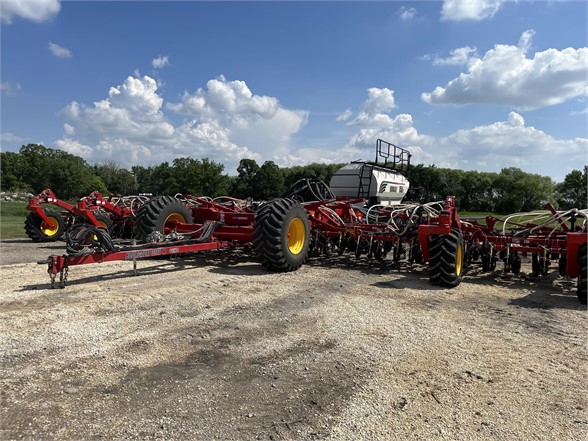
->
38, 140, 588, 304
25, 189, 149, 242
417, 197, 587, 303
43, 195, 308, 287
25, 189, 76, 242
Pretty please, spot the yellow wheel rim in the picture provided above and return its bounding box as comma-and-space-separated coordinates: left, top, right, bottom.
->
165, 213, 186, 228
287, 218, 305, 255
92, 220, 109, 241
456, 243, 463, 276
40, 218, 59, 236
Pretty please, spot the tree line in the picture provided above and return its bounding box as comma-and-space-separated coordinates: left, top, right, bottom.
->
1, 144, 586, 213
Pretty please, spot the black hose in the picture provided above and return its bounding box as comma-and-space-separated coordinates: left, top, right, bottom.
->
66, 223, 118, 255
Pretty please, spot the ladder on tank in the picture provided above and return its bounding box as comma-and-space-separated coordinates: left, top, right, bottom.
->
355, 139, 411, 199
357, 164, 374, 199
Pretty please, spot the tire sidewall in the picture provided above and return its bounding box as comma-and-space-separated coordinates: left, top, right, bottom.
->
25, 208, 66, 241
280, 203, 310, 268
154, 202, 191, 233
454, 230, 465, 284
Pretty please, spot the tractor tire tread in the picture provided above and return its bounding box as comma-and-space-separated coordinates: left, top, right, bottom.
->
253, 198, 310, 272
24, 208, 66, 242
429, 228, 464, 287
133, 196, 193, 242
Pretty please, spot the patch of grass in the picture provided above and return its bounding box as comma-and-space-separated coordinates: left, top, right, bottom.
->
1, 201, 29, 239
0, 201, 65, 240
460, 211, 498, 218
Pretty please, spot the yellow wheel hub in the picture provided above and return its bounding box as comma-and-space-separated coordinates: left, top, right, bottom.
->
287, 218, 305, 254
40, 218, 59, 236
92, 220, 109, 241
456, 243, 463, 276
165, 213, 186, 228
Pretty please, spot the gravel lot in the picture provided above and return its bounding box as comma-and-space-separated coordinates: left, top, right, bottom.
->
1, 238, 587, 440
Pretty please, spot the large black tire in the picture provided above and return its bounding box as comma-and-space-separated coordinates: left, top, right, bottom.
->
253, 198, 310, 272
428, 228, 464, 287
24, 208, 66, 242
578, 244, 587, 305
133, 196, 194, 242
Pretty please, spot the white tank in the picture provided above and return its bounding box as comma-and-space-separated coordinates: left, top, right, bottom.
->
329, 162, 410, 206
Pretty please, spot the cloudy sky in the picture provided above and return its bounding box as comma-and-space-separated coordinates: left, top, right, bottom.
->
1, 0, 586, 181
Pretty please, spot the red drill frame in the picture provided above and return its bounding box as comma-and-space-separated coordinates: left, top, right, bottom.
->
41, 194, 586, 295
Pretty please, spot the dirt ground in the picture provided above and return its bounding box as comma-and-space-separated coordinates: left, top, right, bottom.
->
1, 238, 587, 440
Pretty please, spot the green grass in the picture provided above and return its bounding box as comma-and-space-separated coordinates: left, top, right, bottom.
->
1, 201, 29, 239
460, 211, 498, 217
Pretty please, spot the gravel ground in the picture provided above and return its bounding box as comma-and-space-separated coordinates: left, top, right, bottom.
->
1, 238, 587, 440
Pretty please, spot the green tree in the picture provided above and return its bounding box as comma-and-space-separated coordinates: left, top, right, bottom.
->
93, 161, 137, 195
17, 144, 54, 192
16, 144, 98, 199
171, 157, 201, 195
150, 162, 177, 195
88, 175, 109, 195
198, 158, 229, 197
406, 164, 444, 202
253, 161, 284, 200
493, 168, 554, 213
132, 165, 153, 194
0, 151, 28, 191
231, 159, 260, 198
458, 171, 496, 212
557, 167, 587, 209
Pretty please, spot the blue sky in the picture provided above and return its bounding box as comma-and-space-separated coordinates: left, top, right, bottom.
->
1, 0, 586, 181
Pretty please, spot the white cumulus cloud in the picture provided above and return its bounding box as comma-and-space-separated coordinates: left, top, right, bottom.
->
336, 108, 353, 122
421, 30, 588, 110
399, 6, 417, 21
168, 75, 307, 163
441, 0, 504, 21
55, 75, 307, 170
1, 132, 25, 144
439, 112, 587, 171
1, 0, 60, 24
169, 75, 280, 121
49, 42, 72, 58
431, 46, 478, 66
334, 88, 587, 175
152, 55, 169, 69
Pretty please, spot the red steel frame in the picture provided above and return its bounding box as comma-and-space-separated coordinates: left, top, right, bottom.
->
44, 197, 256, 287
27, 189, 145, 233
41, 194, 586, 288
27, 189, 77, 226
417, 197, 586, 278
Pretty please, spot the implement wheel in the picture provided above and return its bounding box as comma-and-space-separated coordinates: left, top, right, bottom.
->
428, 228, 464, 287
253, 198, 310, 272
133, 196, 193, 242
24, 208, 65, 242
578, 244, 587, 305
76, 212, 113, 244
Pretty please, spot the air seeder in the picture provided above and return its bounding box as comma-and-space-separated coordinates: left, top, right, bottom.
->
39, 140, 587, 304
